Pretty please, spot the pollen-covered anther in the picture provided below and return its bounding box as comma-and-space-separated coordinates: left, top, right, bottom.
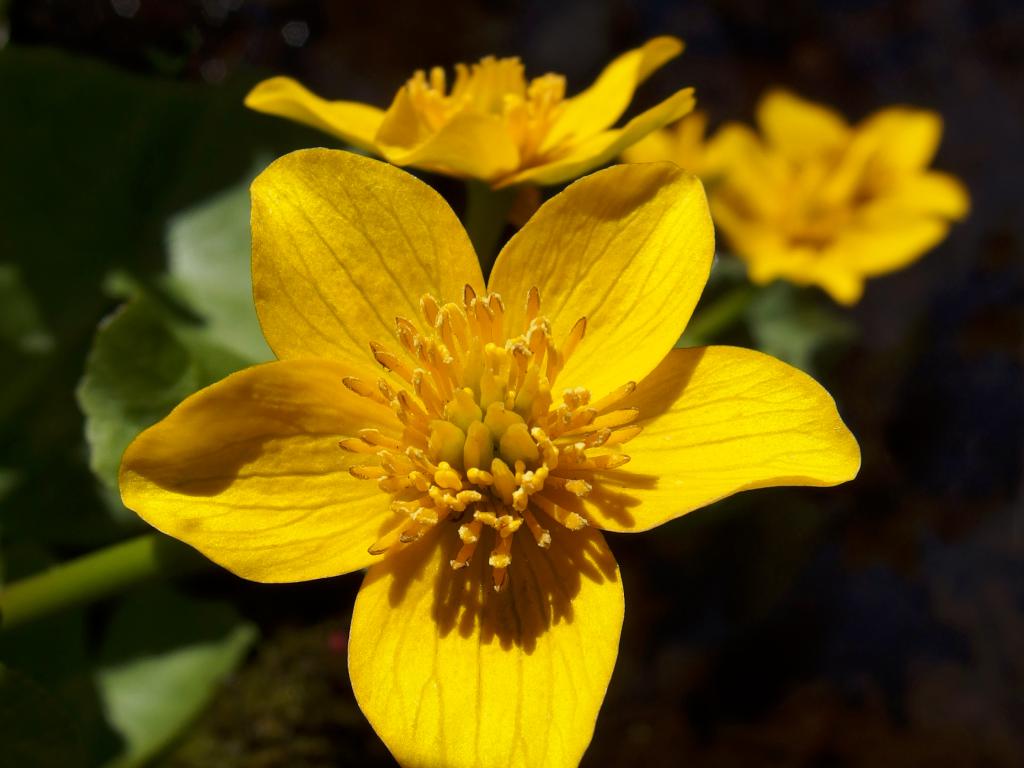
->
346, 287, 639, 585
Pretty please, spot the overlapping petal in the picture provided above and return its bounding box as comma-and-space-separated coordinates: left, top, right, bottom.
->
120, 359, 400, 582
245, 76, 384, 153
541, 35, 684, 151
490, 162, 713, 399
375, 87, 521, 181
574, 346, 860, 532
501, 87, 696, 187
349, 525, 623, 768
251, 149, 484, 365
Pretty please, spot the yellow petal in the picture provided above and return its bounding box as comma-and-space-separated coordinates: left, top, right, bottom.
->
251, 149, 484, 364
858, 106, 942, 172
375, 85, 521, 181
826, 214, 951, 279
490, 162, 713, 399
245, 76, 384, 153
120, 359, 400, 582
500, 87, 696, 187
620, 111, 709, 173
876, 171, 970, 220
349, 525, 623, 768
577, 346, 860, 532
756, 88, 850, 160
543, 35, 684, 150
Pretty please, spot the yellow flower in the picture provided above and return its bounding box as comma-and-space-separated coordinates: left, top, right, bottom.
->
620, 110, 734, 179
705, 89, 969, 304
119, 150, 860, 768
245, 37, 695, 188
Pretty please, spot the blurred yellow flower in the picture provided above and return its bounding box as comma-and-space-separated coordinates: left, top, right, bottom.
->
705, 90, 970, 304
621, 110, 731, 179
120, 150, 859, 768
245, 37, 695, 188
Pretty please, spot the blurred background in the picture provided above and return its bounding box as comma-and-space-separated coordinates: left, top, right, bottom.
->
1, 1, 1021, 766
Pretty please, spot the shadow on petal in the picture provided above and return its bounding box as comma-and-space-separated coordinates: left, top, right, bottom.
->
376, 524, 619, 655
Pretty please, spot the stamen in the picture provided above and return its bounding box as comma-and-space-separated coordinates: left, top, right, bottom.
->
345, 288, 638, 587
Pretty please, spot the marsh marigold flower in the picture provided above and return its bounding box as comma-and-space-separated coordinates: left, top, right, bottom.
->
119, 150, 860, 768
700, 90, 969, 304
245, 37, 695, 188
621, 110, 734, 179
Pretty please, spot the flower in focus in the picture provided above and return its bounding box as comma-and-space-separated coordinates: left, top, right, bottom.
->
119, 150, 860, 768
245, 37, 695, 188
704, 89, 970, 304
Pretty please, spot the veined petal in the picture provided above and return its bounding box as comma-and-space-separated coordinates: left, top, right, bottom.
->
756, 89, 850, 161
858, 106, 942, 172
490, 162, 713, 399
349, 525, 623, 768
119, 359, 400, 582
251, 149, 484, 364
375, 84, 521, 181
245, 76, 384, 153
542, 35, 684, 150
500, 87, 696, 187
577, 346, 860, 532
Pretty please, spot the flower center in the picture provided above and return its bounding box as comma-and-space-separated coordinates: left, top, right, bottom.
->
343, 286, 640, 591
403, 57, 568, 166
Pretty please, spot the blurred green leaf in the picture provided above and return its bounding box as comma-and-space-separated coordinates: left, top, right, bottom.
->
78, 171, 272, 492
77, 295, 251, 491
745, 282, 857, 373
165, 178, 271, 363
97, 588, 257, 768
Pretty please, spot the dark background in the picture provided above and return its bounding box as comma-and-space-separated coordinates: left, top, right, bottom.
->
2, 1, 1022, 766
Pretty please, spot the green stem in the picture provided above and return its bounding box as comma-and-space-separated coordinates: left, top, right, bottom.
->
679, 282, 758, 346
464, 181, 517, 279
0, 533, 207, 632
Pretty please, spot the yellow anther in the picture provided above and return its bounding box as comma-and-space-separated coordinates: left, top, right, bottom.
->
525, 286, 541, 321
590, 381, 636, 412
463, 420, 495, 471
523, 509, 552, 548
427, 420, 466, 468
500, 422, 540, 466
458, 520, 482, 543
467, 467, 494, 486
420, 293, 440, 325
377, 476, 413, 492
473, 510, 499, 528
564, 478, 592, 496
338, 438, 377, 454
342, 376, 388, 404
349, 464, 387, 479
370, 341, 414, 382
433, 461, 463, 490
368, 526, 403, 555
411, 506, 440, 525
605, 425, 643, 446
357, 429, 404, 450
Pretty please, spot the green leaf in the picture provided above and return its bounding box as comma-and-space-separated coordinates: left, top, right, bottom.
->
165, 177, 272, 363
78, 170, 272, 493
745, 281, 857, 373
96, 587, 257, 768
77, 295, 251, 491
